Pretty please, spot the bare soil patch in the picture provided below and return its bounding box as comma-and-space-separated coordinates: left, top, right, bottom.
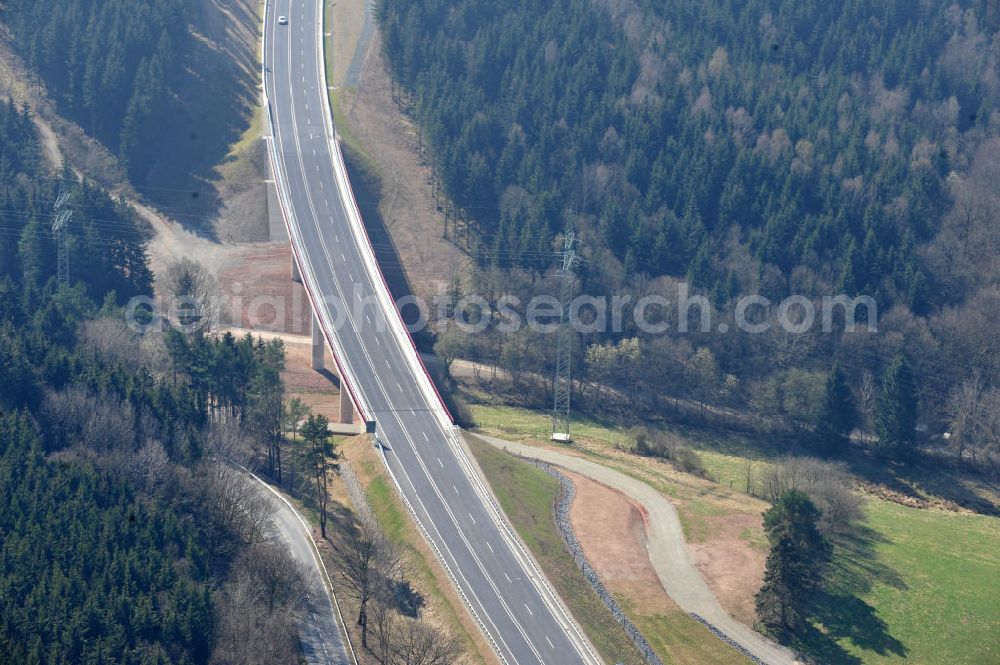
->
688, 512, 766, 625
562, 469, 678, 616
216, 244, 313, 333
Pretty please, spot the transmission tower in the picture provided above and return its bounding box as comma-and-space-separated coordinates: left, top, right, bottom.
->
52, 193, 73, 284
551, 229, 578, 443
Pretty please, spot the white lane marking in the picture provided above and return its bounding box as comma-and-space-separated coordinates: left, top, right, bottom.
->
504, 572, 512, 583
452, 485, 459, 495
266, 15, 557, 663
385, 358, 391, 368
341, 253, 346, 261
375, 337, 380, 346
524, 603, 534, 617
397, 381, 403, 393
422, 432, 429, 442
348, 272, 354, 281
545, 635, 554, 649
469, 512, 476, 525
437, 457, 444, 468
486, 541, 494, 553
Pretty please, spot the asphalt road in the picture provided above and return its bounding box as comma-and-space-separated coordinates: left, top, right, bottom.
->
252, 473, 356, 665
263, 2, 598, 663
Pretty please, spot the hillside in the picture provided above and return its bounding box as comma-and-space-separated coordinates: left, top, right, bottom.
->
377, 0, 1000, 465
0, 93, 302, 664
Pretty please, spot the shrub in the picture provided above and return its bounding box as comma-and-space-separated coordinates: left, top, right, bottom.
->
631, 427, 707, 478
757, 457, 863, 534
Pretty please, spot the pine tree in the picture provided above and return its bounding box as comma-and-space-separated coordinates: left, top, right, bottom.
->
815, 362, 855, 455
875, 354, 918, 460
301, 414, 335, 538
755, 489, 829, 634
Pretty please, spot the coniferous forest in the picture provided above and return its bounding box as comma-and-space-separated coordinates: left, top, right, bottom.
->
378, 0, 1000, 465
378, 0, 995, 307
0, 102, 299, 663
1, 0, 191, 180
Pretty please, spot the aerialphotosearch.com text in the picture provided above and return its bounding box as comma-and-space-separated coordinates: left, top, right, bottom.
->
126, 282, 878, 337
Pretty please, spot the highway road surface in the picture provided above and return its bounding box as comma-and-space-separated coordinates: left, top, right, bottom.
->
262, 2, 600, 663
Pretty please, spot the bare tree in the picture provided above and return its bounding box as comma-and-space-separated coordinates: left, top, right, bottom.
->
131, 439, 172, 496
858, 370, 878, 433
370, 590, 398, 664
391, 619, 463, 665
211, 573, 300, 665
339, 466, 405, 649
198, 457, 274, 555
947, 375, 1000, 469
162, 257, 219, 332
42, 387, 136, 453
759, 457, 863, 534
233, 542, 309, 612
80, 317, 144, 369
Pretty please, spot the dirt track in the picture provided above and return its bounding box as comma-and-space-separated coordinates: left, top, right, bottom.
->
470, 433, 800, 665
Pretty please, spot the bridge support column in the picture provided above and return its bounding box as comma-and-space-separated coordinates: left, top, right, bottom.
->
340, 384, 355, 425
310, 308, 355, 425
311, 311, 324, 371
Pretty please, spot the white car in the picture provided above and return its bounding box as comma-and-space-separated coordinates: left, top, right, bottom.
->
278, 15, 288, 25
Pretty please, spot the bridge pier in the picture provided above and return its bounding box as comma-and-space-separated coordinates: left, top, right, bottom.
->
311, 311, 325, 371
310, 307, 356, 425
340, 383, 355, 425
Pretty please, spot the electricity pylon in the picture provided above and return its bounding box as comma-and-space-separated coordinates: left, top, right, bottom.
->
52, 192, 73, 284
551, 229, 577, 443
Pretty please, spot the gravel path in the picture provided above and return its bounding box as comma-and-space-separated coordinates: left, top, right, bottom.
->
470, 433, 801, 665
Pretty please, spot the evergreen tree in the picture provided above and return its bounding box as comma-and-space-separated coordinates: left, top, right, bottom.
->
755, 489, 829, 634
815, 362, 855, 454
875, 354, 919, 460
301, 414, 336, 538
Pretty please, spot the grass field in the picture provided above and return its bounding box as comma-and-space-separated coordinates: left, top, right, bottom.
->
469, 401, 766, 543
468, 401, 1000, 664
466, 435, 755, 665
807, 500, 1000, 665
